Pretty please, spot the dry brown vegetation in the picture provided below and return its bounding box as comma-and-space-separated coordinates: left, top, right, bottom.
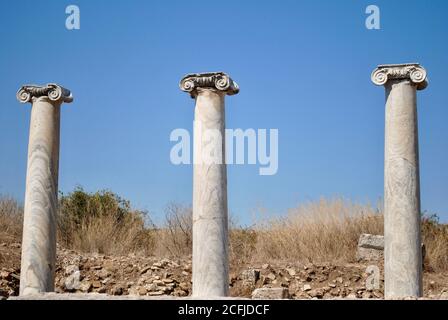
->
252, 199, 384, 263
1, 191, 447, 273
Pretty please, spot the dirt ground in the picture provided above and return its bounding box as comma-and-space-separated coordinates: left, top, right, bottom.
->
1, 242, 447, 299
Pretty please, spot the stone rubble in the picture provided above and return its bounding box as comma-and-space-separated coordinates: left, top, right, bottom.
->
1, 245, 448, 300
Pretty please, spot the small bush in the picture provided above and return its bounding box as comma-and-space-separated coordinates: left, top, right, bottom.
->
58, 187, 155, 255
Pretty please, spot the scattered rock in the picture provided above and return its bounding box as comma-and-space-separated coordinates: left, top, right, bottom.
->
308, 289, 324, 298
64, 270, 81, 291
173, 289, 188, 297
79, 281, 92, 292
356, 234, 384, 261
240, 269, 260, 286
440, 292, 448, 300
266, 273, 276, 281
286, 268, 296, 277
346, 293, 358, 299
252, 287, 289, 299
97, 286, 107, 293
303, 284, 312, 291
162, 278, 174, 284
111, 285, 124, 295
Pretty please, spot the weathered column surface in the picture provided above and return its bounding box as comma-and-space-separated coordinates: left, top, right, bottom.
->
17, 84, 73, 295
371, 63, 428, 298
179, 72, 239, 297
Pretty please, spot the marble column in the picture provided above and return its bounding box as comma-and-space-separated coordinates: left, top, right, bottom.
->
16, 83, 73, 295
179, 72, 239, 297
371, 63, 428, 298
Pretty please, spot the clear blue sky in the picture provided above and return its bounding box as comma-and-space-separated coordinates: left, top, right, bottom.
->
1, 0, 447, 224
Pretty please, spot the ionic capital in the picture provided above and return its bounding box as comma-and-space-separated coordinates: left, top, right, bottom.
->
179, 72, 239, 98
371, 63, 428, 90
17, 83, 73, 104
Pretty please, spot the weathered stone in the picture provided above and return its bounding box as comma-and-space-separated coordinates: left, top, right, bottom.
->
79, 281, 92, 293
145, 283, 158, 292
97, 287, 107, 293
17, 84, 73, 296
266, 273, 276, 281
358, 234, 385, 250
372, 63, 428, 298
173, 289, 188, 297
252, 287, 289, 299
439, 292, 448, 300
240, 269, 260, 286
356, 234, 384, 261
64, 271, 81, 291
179, 72, 239, 297
0, 271, 11, 280
64, 265, 79, 276
286, 268, 296, 277
97, 269, 111, 279
111, 285, 124, 296
308, 289, 324, 298
162, 278, 174, 284
303, 284, 312, 291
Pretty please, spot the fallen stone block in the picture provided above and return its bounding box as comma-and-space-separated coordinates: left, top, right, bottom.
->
252, 287, 289, 299
356, 234, 384, 261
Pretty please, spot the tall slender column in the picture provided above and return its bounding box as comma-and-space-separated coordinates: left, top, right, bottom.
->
16, 83, 73, 295
371, 63, 428, 298
179, 72, 239, 297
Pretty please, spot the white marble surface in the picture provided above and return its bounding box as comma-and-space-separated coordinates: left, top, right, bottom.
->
192, 88, 229, 297
180, 73, 238, 297
372, 64, 427, 298
16, 84, 72, 295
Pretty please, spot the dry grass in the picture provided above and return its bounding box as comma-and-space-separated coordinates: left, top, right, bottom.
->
153, 203, 192, 257
0, 196, 23, 267
66, 212, 155, 255
0, 196, 23, 244
0, 194, 447, 272
251, 198, 384, 263
421, 214, 448, 272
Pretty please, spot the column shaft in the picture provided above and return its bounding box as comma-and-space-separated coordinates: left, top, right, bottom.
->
20, 97, 61, 295
17, 82, 74, 296
180, 72, 238, 297
192, 89, 229, 297
384, 80, 422, 298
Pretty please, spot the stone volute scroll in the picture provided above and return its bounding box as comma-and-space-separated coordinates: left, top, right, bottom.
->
179, 72, 239, 98
371, 63, 428, 90
17, 83, 73, 104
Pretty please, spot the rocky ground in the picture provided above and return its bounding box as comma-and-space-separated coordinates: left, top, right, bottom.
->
1, 242, 447, 299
